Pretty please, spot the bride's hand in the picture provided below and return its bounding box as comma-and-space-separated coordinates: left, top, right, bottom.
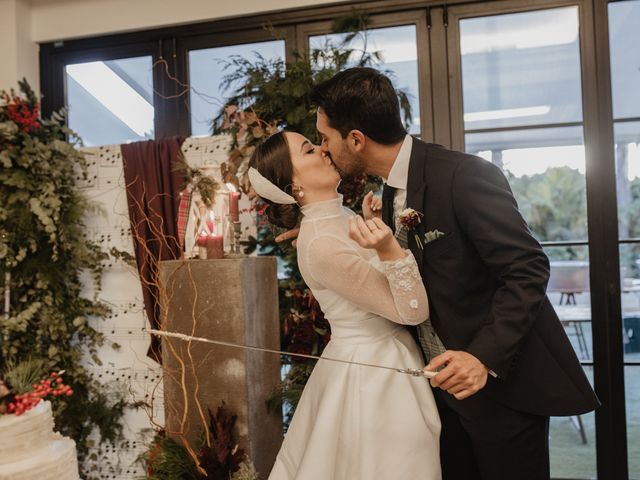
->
349, 216, 405, 261
362, 191, 383, 220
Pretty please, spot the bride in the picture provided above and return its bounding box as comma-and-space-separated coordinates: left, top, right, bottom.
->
248, 131, 441, 480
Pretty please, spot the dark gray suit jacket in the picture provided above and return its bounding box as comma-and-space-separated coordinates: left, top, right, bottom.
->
391, 137, 599, 416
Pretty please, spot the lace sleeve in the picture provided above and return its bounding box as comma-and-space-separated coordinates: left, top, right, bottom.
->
305, 235, 429, 325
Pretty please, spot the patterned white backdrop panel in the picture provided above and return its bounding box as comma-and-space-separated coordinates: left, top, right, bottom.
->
78, 134, 254, 478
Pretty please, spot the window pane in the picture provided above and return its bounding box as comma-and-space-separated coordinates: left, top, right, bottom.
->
542, 247, 595, 476
620, 244, 640, 365
66, 56, 154, 147
310, 25, 421, 135
189, 41, 285, 137
544, 245, 592, 363
459, 7, 583, 131
625, 366, 640, 478
614, 122, 640, 239
550, 368, 596, 479
466, 127, 587, 242
609, 0, 640, 120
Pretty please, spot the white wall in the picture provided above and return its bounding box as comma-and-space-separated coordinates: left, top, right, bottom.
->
0, 0, 18, 89
0, 0, 38, 92
30, 0, 348, 42
0, 0, 348, 93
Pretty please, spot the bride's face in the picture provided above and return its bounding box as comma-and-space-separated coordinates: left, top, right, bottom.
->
285, 132, 341, 196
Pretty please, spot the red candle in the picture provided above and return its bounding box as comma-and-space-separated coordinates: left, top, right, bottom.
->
196, 232, 208, 247
229, 191, 240, 222
205, 235, 224, 259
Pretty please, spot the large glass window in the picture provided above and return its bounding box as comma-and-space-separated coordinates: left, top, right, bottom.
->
459, 7, 596, 478
609, 1, 640, 476
65, 56, 154, 146
466, 126, 588, 243
460, 8, 582, 131
188, 40, 286, 136
309, 25, 421, 135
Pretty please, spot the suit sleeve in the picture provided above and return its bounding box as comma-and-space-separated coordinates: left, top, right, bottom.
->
452, 157, 550, 379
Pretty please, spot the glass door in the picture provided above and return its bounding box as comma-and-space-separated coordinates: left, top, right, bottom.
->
436, 1, 608, 479
294, 2, 633, 477
608, 0, 640, 476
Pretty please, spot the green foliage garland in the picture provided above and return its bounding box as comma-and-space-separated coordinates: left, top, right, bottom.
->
0, 79, 128, 476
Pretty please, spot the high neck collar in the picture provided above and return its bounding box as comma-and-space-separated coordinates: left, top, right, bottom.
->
300, 195, 345, 220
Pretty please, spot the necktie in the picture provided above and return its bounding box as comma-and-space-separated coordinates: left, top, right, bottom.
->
383, 184, 409, 248
382, 184, 396, 233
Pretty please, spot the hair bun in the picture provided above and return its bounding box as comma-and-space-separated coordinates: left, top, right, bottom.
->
266, 202, 300, 230
248, 131, 302, 230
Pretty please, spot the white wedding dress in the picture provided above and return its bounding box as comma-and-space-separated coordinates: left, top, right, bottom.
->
268, 195, 441, 480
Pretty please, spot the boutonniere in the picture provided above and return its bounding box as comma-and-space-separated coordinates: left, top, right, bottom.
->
397, 208, 425, 249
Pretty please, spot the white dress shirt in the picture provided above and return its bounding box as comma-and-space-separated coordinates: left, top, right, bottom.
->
384, 134, 413, 222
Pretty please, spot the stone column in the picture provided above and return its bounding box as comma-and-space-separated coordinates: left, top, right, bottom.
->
159, 257, 282, 477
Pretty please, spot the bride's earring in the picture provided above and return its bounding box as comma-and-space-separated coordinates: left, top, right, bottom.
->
293, 184, 304, 198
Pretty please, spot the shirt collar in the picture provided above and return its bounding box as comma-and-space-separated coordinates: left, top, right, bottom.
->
385, 134, 413, 190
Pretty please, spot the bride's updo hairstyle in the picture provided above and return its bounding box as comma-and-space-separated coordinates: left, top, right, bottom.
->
249, 131, 301, 229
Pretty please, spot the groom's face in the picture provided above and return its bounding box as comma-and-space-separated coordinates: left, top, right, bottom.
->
316, 108, 365, 178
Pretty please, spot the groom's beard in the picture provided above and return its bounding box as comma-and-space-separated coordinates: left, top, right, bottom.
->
333, 145, 365, 180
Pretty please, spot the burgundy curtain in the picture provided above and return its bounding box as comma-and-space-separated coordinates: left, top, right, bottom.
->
122, 137, 185, 362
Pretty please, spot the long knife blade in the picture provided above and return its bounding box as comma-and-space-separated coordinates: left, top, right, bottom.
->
146, 329, 436, 378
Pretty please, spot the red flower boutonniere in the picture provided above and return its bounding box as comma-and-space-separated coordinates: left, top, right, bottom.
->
397, 208, 424, 249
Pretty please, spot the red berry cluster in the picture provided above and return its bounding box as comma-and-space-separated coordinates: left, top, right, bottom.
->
2, 93, 41, 133
6, 372, 73, 416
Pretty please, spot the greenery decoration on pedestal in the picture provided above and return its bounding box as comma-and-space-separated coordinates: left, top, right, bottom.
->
0, 80, 128, 476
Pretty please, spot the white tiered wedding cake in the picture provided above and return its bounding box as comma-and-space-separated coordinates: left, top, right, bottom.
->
0, 401, 80, 479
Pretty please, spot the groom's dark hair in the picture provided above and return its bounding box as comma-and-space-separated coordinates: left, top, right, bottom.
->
310, 67, 406, 145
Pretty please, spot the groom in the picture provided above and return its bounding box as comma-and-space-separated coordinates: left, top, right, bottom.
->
282, 67, 600, 479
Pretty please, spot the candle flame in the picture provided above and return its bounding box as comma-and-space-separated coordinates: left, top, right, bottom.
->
226, 183, 237, 193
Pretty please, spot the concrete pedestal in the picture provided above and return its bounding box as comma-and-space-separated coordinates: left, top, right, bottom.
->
159, 257, 282, 477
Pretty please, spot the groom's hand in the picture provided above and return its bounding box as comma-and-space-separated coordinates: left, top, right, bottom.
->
424, 350, 489, 400
275, 228, 300, 248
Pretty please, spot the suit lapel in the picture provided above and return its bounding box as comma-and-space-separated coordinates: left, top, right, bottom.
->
406, 138, 428, 270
